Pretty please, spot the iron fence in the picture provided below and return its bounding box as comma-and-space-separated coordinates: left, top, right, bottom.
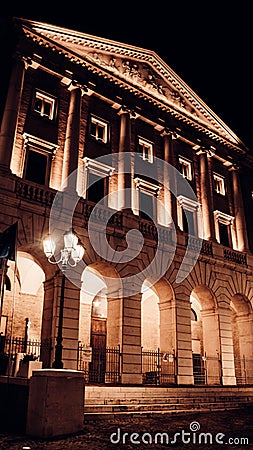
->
234, 357, 253, 385
141, 348, 177, 385
1, 335, 42, 359
77, 342, 121, 384
193, 354, 222, 385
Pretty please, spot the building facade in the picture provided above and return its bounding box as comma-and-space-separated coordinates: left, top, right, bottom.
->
0, 17, 253, 386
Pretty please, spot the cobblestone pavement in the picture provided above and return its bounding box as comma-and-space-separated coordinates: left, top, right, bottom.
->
0, 407, 253, 449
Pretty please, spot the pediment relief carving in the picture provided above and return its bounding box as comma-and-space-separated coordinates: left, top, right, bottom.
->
87, 51, 197, 115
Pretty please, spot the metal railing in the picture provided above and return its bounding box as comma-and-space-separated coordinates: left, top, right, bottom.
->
193, 354, 222, 385
234, 357, 253, 385
2, 335, 41, 359
77, 342, 121, 384
141, 348, 177, 385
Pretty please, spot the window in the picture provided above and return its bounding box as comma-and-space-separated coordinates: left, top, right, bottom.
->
25, 150, 48, 184
213, 173, 225, 195
218, 222, 230, 247
214, 210, 234, 247
139, 190, 154, 220
191, 308, 198, 321
177, 195, 200, 236
33, 90, 56, 120
138, 138, 154, 163
134, 177, 160, 221
87, 172, 108, 204
90, 115, 109, 143
178, 156, 192, 180
82, 157, 114, 205
22, 133, 58, 186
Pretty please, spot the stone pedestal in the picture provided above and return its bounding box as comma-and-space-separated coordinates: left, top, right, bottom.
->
17, 360, 43, 378
26, 369, 85, 438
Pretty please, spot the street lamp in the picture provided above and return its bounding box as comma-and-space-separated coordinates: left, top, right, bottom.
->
43, 228, 84, 368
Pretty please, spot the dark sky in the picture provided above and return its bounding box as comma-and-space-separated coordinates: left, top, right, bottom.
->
1, 5, 252, 151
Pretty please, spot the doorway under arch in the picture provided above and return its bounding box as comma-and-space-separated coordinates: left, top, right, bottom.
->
78, 263, 122, 383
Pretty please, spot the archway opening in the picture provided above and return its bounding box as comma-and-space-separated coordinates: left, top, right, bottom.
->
231, 294, 253, 384
79, 263, 121, 383
190, 285, 220, 385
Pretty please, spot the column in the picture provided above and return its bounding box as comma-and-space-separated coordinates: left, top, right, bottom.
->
60, 274, 81, 370
117, 107, 132, 210
41, 271, 81, 370
230, 166, 249, 252
162, 130, 178, 227
121, 290, 142, 384
218, 303, 236, 385
0, 56, 27, 171
40, 276, 56, 368
198, 149, 216, 241
62, 85, 82, 193
175, 292, 194, 384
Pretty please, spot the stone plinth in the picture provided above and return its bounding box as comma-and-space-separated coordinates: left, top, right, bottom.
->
26, 369, 85, 438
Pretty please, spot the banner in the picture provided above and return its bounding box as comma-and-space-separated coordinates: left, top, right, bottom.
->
0, 222, 18, 268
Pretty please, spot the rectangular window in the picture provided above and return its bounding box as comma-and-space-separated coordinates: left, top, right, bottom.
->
90, 116, 109, 143
33, 90, 55, 120
178, 156, 192, 180
22, 133, 58, 186
138, 138, 154, 163
214, 210, 234, 248
87, 172, 108, 204
25, 150, 48, 185
82, 157, 115, 205
182, 209, 195, 234
140, 190, 154, 220
134, 177, 160, 221
177, 195, 200, 236
213, 173, 225, 195
218, 222, 230, 247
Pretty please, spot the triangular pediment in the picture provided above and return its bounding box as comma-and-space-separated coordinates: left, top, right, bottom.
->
18, 18, 246, 150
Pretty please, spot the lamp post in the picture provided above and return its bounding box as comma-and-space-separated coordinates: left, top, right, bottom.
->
43, 228, 84, 369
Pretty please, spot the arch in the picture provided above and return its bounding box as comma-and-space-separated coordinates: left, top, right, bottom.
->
79, 262, 122, 349
190, 285, 220, 384
230, 293, 253, 383
3, 251, 45, 341
141, 277, 175, 352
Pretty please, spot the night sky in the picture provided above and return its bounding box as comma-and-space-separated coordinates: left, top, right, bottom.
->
1, 4, 252, 151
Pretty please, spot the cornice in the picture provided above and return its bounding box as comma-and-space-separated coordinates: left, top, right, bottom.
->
18, 19, 248, 155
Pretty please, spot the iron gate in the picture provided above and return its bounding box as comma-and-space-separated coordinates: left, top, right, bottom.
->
141, 348, 177, 385
234, 357, 253, 385
77, 342, 121, 384
193, 353, 222, 385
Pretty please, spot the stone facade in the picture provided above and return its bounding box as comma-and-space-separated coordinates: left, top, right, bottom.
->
0, 17, 253, 386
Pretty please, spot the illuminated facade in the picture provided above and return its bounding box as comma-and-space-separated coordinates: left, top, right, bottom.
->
1, 17, 253, 386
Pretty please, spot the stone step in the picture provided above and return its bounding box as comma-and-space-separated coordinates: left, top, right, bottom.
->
84, 399, 249, 413
84, 404, 250, 420
85, 394, 251, 405
84, 386, 253, 416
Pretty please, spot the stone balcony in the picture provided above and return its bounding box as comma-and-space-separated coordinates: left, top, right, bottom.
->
13, 178, 251, 270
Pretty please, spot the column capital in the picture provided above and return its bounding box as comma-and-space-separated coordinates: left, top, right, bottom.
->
117, 105, 139, 119
67, 81, 93, 96
196, 145, 216, 158
15, 52, 42, 70
160, 128, 178, 139
228, 162, 240, 172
